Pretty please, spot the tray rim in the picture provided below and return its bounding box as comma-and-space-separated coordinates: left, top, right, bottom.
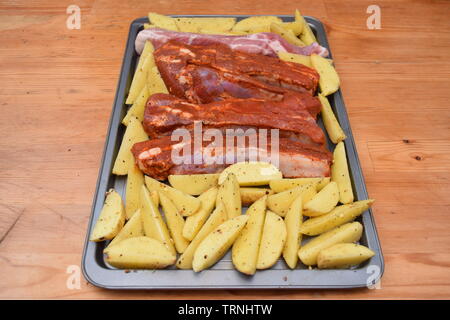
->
81, 14, 385, 290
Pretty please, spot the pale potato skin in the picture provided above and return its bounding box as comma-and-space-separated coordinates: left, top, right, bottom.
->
304, 181, 340, 216
232, 196, 267, 275
298, 222, 363, 266
317, 243, 375, 269
257, 211, 287, 269
125, 48, 156, 104
183, 187, 218, 241
168, 174, 219, 195
90, 189, 126, 242
311, 54, 340, 96
232, 16, 283, 33
147, 66, 168, 95
318, 94, 346, 144
240, 187, 274, 206
140, 186, 176, 255
105, 209, 144, 251
218, 161, 282, 186
296, 9, 317, 45
267, 182, 316, 217
300, 199, 374, 236
192, 215, 249, 272
331, 142, 354, 204
269, 178, 329, 193
278, 51, 312, 68
174, 17, 236, 33
125, 164, 145, 220
148, 12, 178, 31
282, 196, 303, 269
159, 192, 190, 254
145, 176, 201, 216
105, 237, 176, 269
122, 84, 149, 125
216, 173, 241, 219
112, 116, 148, 175
270, 23, 305, 46
177, 201, 227, 269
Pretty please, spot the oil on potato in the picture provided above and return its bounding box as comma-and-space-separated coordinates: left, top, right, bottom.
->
257, 211, 287, 270
148, 12, 178, 31
267, 182, 317, 217
125, 164, 144, 220
218, 161, 282, 186
90, 189, 126, 242
296, 9, 317, 45
232, 16, 283, 33
175, 17, 236, 33
240, 187, 274, 206
270, 23, 305, 46
122, 84, 149, 125
318, 94, 346, 144
303, 181, 340, 216
105, 209, 144, 251
282, 196, 303, 269
278, 51, 312, 68
317, 243, 375, 269
216, 173, 241, 219
168, 173, 219, 195
311, 54, 340, 96
193, 215, 249, 272
331, 141, 354, 204
269, 177, 330, 193
298, 222, 363, 266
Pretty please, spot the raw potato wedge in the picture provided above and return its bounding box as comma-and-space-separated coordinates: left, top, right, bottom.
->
296, 9, 317, 45
270, 23, 305, 46
112, 116, 148, 175
90, 189, 126, 241
232, 16, 283, 33
192, 215, 249, 272
105, 209, 144, 251
174, 17, 236, 33
232, 196, 267, 275
145, 176, 201, 216
148, 12, 178, 31
159, 191, 190, 253
218, 161, 282, 186
282, 10, 303, 35
168, 174, 219, 195
331, 141, 354, 204
317, 243, 375, 269
177, 201, 228, 269
257, 211, 287, 269
318, 94, 346, 143
125, 164, 144, 220
148, 66, 168, 95
300, 199, 374, 236
143, 23, 155, 29
122, 84, 149, 125
282, 196, 303, 269
240, 187, 274, 206
125, 45, 155, 104
267, 182, 317, 217
278, 51, 312, 68
304, 181, 340, 216
105, 236, 176, 269
216, 173, 241, 219
298, 222, 363, 266
140, 186, 176, 255
311, 54, 340, 96
183, 187, 218, 241
150, 190, 159, 207
270, 177, 330, 193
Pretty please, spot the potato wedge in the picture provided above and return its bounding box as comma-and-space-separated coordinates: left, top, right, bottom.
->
125, 44, 155, 105
174, 17, 236, 33
318, 94, 346, 144
278, 51, 312, 68
216, 173, 241, 219
269, 177, 330, 193
159, 191, 190, 253
90, 189, 126, 241
150, 189, 159, 207
232, 196, 267, 275
257, 211, 287, 269
183, 187, 218, 241
145, 176, 201, 216
300, 199, 374, 236
240, 187, 274, 206
317, 243, 375, 269
270, 23, 305, 46
311, 54, 340, 96
331, 141, 354, 204
140, 185, 176, 255
177, 201, 228, 269
193, 215, 249, 272
122, 84, 149, 125
298, 222, 363, 266
105, 236, 176, 269
168, 173, 219, 195
304, 181, 340, 216
218, 161, 282, 186
296, 9, 317, 45
282, 196, 303, 269
125, 164, 144, 220
148, 66, 168, 95
282, 11, 303, 35
112, 116, 148, 175
143, 23, 155, 29
148, 12, 178, 31
267, 182, 317, 217
232, 16, 283, 33
105, 209, 144, 251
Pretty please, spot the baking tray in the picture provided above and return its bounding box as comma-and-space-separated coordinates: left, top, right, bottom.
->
81, 15, 384, 289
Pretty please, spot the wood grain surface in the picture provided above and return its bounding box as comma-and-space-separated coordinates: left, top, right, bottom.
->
0, 0, 449, 299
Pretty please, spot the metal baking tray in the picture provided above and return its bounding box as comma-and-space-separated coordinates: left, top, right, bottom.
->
81, 15, 384, 289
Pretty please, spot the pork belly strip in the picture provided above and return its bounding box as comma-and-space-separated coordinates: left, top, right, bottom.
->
143, 93, 325, 145
131, 134, 332, 180
135, 28, 329, 57
154, 41, 320, 97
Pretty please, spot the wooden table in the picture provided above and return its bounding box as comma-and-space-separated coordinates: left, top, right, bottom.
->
0, 0, 449, 299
